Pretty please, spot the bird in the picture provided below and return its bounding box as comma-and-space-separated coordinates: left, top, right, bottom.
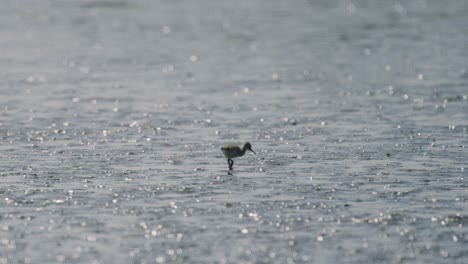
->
221, 142, 256, 170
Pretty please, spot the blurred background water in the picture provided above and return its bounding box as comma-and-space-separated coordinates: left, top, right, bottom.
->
0, 0, 467, 263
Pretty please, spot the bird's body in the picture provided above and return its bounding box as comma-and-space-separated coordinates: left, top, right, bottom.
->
221, 142, 256, 170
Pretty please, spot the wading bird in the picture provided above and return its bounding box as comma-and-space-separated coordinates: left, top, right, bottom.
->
221, 142, 256, 170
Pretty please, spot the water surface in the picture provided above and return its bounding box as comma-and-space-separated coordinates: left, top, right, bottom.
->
0, 0, 467, 263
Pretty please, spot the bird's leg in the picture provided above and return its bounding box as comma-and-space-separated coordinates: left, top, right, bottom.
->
228, 159, 234, 170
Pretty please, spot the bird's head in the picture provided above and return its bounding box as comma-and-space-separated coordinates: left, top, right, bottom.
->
244, 142, 256, 154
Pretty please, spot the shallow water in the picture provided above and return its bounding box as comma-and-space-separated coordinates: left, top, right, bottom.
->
0, 0, 467, 263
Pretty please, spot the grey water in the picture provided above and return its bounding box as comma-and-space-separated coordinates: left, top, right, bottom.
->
1, 0, 467, 263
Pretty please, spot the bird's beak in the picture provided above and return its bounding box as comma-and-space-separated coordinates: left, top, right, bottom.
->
251, 150, 256, 154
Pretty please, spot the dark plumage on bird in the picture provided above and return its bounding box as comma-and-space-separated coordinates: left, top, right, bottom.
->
221, 142, 256, 170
